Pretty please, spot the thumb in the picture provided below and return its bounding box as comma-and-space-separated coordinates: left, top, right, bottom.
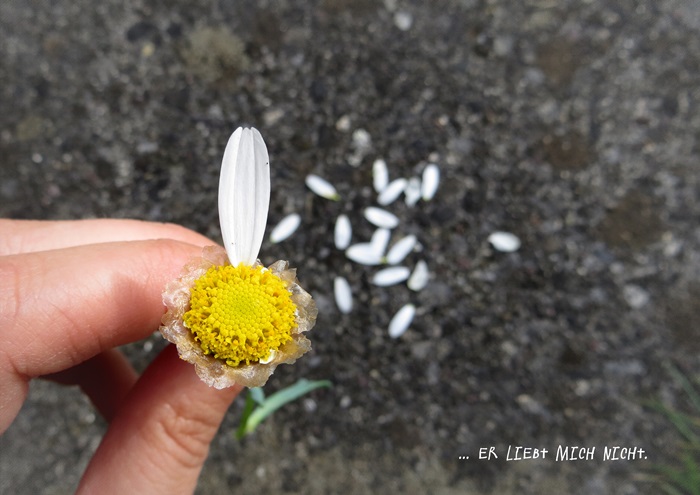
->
77, 345, 242, 494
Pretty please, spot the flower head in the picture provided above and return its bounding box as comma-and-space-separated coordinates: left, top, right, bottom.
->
160, 127, 317, 389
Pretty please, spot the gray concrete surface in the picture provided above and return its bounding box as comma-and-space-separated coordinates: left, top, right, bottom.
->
1, 0, 699, 493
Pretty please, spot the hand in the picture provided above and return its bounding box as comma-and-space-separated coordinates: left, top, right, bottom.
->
0, 219, 243, 494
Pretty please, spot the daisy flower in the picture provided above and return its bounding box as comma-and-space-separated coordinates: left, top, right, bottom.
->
159, 127, 317, 389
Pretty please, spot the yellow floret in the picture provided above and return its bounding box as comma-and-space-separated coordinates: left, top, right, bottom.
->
183, 264, 297, 366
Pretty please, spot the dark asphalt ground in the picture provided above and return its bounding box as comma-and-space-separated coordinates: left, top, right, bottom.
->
1, 1, 699, 493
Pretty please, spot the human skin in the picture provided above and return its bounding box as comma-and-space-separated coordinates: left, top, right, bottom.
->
0, 219, 243, 494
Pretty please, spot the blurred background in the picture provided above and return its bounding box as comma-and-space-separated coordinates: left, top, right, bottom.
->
1, 1, 699, 493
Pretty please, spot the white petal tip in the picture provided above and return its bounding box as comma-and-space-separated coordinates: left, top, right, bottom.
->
488, 231, 521, 252
388, 304, 416, 338
334, 276, 353, 314
270, 213, 301, 243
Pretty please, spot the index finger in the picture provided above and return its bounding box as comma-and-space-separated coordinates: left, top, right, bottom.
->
0, 239, 200, 376
0, 239, 204, 431
0, 218, 213, 255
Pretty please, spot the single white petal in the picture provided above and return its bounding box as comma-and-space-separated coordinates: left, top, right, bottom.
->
346, 243, 383, 265
404, 177, 422, 206
388, 304, 416, 338
364, 207, 399, 229
334, 276, 353, 314
407, 260, 429, 291
219, 127, 270, 266
370, 228, 391, 259
386, 234, 417, 264
421, 163, 440, 201
269, 213, 301, 243
305, 174, 340, 200
373, 158, 389, 193
488, 231, 521, 252
378, 178, 408, 206
334, 214, 352, 250
372, 266, 410, 286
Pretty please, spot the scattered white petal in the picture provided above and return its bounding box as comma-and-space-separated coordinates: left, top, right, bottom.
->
373, 159, 389, 193
421, 164, 440, 201
346, 243, 383, 265
364, 207, 399, 229
394, 11, 413, 31
404, 177, 422, 206
372, 266, 411, 286
219, 127, 270, 266
334, 214, 352, 250
386, 234, 417, 264
388, 304, 416, 338
407, 260, 429, 291
334, 276, 353, 314
378, 178, 408, 206
305, 174, 340, 200
488, 231, 521, 252
269, 213, 301, 243
370, 228, 392, 259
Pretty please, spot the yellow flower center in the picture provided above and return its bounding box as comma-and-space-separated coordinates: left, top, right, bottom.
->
183, 264, 297, 367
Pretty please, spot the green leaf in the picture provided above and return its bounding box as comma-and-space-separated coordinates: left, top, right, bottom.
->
242, 379, 332, 436
250, 387, 266, 405
236, 390, 257, 440
666, 363, 700, 413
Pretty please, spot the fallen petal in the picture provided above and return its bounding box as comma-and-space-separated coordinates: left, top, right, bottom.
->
488, 231, 521, 252
370, 228, 391, 259
421, 163, 440, 201
407, 260, 429, 291
372, 266, 411, 286
378, 178, 408, 206
404, 177, 422, 207
334, 276, 353, 314
346, 243, 383, 265
388, 304, 416, 338
373, 158, 389, 193
270, 213, 301, 243
386, 234, 417, 264
306, 174, 340, 200
364, 207, 399, 229
334, 214, 352, 250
